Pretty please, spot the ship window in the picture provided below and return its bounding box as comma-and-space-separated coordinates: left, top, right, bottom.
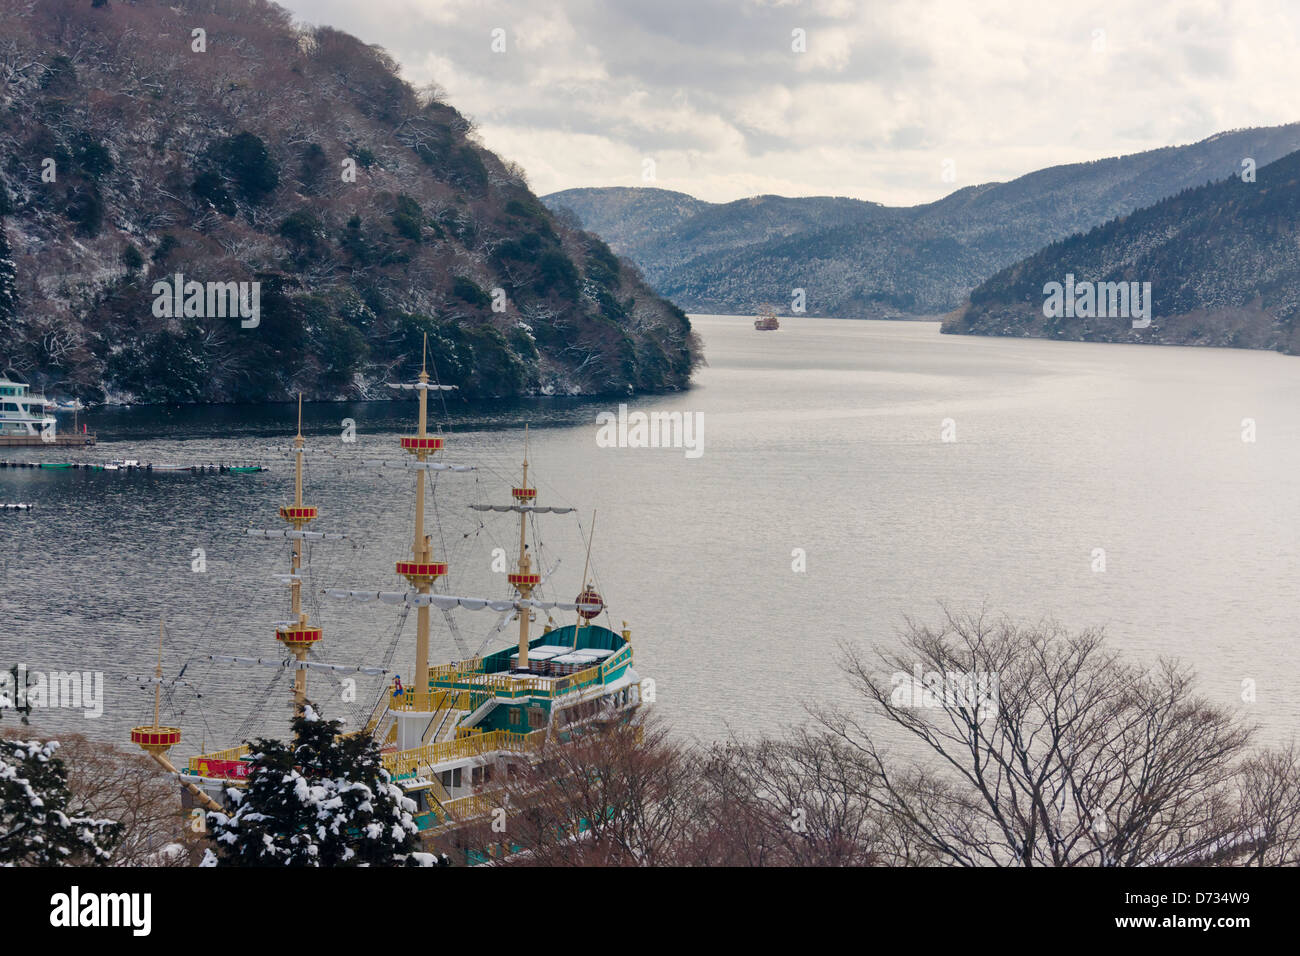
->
528, 707, 545, 728
509, 709, 522, 726
440, 770, 452, 788
452, 767, 462, 789
472, 766, 483, 786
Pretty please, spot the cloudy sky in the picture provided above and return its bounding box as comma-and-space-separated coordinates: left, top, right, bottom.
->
280, 0, 1300, 206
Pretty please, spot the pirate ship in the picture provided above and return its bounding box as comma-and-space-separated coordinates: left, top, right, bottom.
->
129, 343, 647, 840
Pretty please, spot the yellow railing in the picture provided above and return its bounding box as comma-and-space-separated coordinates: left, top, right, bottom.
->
428, 658, 482, 681
382, 729, 546, 778
440, 791, 501, 822
188, 744, 250, 774
386, 643, 633, 719
429, 776, 453, 804
601, 643, 632, 676
404, 774, 454, 805
388, 687, 481, 713
429, 664, 606, 700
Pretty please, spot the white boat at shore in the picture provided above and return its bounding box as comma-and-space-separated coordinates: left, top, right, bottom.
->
0, 379, 56, 441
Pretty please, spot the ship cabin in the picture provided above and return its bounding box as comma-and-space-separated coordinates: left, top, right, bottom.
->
0, 379, 55, 438
384, 623, 642, 831
427, 622, 639, 736
181, 627, 642, 834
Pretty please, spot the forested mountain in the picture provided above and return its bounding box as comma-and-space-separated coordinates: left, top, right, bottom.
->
943, 149, 1300, 353
546, 187, 713, 255
0, 0, 700, 404
544, 124, 1300, 318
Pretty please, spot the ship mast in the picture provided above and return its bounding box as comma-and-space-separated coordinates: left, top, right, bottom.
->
572, 510, 596, 649
129, 618, 222, 813
275, 394, 324, 713
396, 335, 449, 710
509, 426, 540, 670
153, 619, 163, 729
325, 421, 603, 715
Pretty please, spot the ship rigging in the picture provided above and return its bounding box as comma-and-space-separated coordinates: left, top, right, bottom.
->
128, 337, 646, 845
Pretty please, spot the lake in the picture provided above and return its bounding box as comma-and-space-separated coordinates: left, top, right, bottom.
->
3, 315, 1298, 752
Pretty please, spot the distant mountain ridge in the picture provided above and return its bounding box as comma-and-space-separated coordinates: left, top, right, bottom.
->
544, 124, 1300, 318
943, 148, 1300, 354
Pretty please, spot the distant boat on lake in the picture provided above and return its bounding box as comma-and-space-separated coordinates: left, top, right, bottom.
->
754, 305, 780, 331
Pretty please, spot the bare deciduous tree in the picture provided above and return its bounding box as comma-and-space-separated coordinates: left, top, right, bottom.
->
817, 607, 1256, 866
2, 729, 202, 866
1233, 744, 1300, 866
696, 729, 894, 865
443, 716, 709, 866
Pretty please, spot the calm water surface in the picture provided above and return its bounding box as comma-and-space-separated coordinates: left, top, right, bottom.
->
4, 315, 1299, 752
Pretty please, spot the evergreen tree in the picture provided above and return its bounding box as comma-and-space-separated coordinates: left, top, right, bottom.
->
0, 220, 17, 329
203, 703, 443, 866
0, 738, 121, 864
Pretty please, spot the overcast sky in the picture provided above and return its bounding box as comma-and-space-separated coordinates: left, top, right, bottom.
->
279, 0, 1300, 206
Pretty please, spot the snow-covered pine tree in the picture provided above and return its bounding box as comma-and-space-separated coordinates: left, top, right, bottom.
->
0, 738, 122, 865
203, 703, 445, 866
0, 219, 16, 329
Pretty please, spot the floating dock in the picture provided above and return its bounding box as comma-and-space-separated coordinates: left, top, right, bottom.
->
0, 460, 266, 473
0, 433, 96, 447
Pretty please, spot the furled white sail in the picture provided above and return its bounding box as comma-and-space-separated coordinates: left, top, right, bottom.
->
207, 654, 387, 676
468, 504, 576, 514
246, 529, 347, 540
124, 676, 195, 687
324, 588, 603, 614
364, 459, 476, 472
536, 599, 604, 613
386, 382, 457, 391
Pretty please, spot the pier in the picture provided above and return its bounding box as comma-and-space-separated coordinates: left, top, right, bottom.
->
0, 433, 96, 447
0, 460, 266, 473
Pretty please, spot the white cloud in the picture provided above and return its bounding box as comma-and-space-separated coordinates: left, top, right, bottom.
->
278, 0, 1300, 205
